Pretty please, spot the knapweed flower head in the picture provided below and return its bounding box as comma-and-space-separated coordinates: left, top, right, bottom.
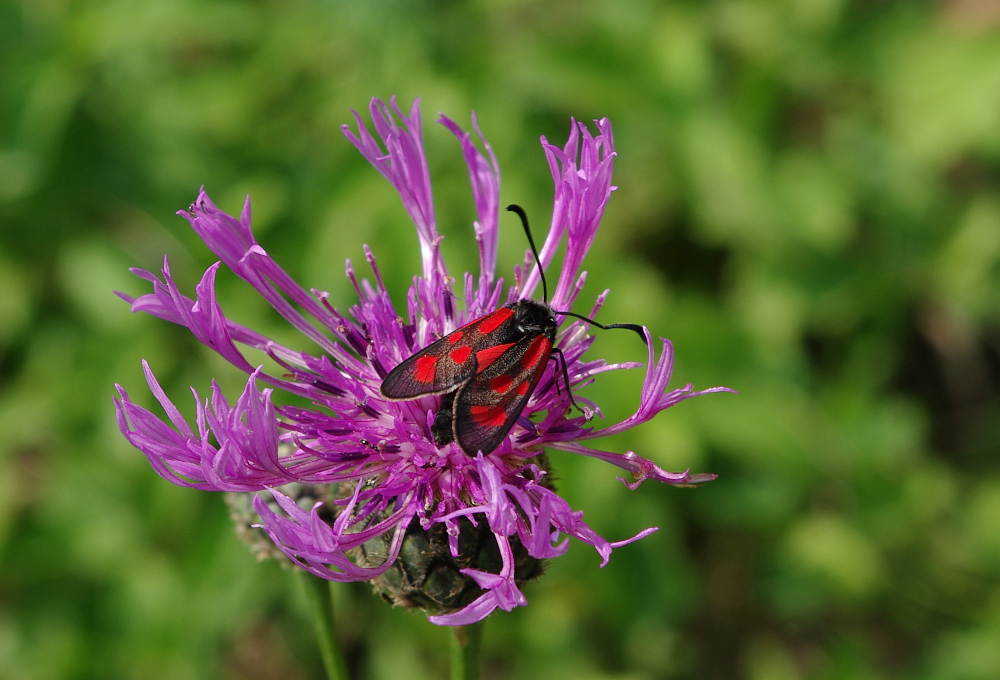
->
114, 97, 731, 625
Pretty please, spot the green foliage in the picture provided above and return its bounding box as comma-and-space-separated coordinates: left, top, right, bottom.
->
3, 0, 1000, 678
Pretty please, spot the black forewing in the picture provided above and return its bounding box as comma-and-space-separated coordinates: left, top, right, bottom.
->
380, 306, 519, 399
453, 335, 553, 455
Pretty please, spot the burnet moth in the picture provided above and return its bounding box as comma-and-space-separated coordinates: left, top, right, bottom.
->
380, 205, 644, 456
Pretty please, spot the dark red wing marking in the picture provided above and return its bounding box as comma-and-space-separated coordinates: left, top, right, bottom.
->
381, 306, 521, 399
453, 335, 553, 455
414, 356, 437, 383
469, 404, 508, 428
449, 345, 472, 364
478, 307, 514, 334
488, 374, 512, 393
474, 343, 516, 373
521, 337, 547, 369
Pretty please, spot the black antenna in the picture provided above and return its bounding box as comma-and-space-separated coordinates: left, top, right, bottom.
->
506, 204, 546, 303
560, 310, 647, 345
506, 204, 648, 346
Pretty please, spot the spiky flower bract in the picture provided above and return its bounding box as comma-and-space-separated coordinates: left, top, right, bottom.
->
114, 97, 731, 625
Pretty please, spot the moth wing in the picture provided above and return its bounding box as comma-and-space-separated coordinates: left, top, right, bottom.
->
380, 306, 519, 399
453, 334, 553, 455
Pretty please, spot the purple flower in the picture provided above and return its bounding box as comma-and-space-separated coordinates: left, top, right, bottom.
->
114, 97, 732, 625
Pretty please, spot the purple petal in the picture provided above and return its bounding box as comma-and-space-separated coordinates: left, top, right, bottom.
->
520, 118, 616, 309
114, 365, 335, 491
580, 334, 736, 440
439, 113, 501, 298
428, 534, 526, 625
343, 97, 443, 281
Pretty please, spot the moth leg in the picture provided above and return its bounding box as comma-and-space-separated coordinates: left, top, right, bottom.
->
551, 347, 582, 414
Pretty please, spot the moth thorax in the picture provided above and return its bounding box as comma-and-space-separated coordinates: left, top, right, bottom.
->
512, 299, 557, 340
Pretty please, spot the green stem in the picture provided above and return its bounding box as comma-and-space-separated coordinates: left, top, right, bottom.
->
299, 571, 350, 680
449, 621, 484, 680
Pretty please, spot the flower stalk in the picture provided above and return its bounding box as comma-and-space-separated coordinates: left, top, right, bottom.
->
299, 571, 350, 680
450, 622, 484, 680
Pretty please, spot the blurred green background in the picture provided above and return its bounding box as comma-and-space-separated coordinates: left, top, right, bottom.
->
3, 0, 1000, 678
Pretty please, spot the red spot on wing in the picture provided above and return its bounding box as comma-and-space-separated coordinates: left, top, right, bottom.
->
521, 337, 549, 369
470, 404, 508, 427
414, 355, 437, 383
489, 374, 513, 394
450, 345, 472, 364
475, 343, 515, 373
448, 331, 464, 344
515, 381, 529, 396
478, 307, 514, 334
